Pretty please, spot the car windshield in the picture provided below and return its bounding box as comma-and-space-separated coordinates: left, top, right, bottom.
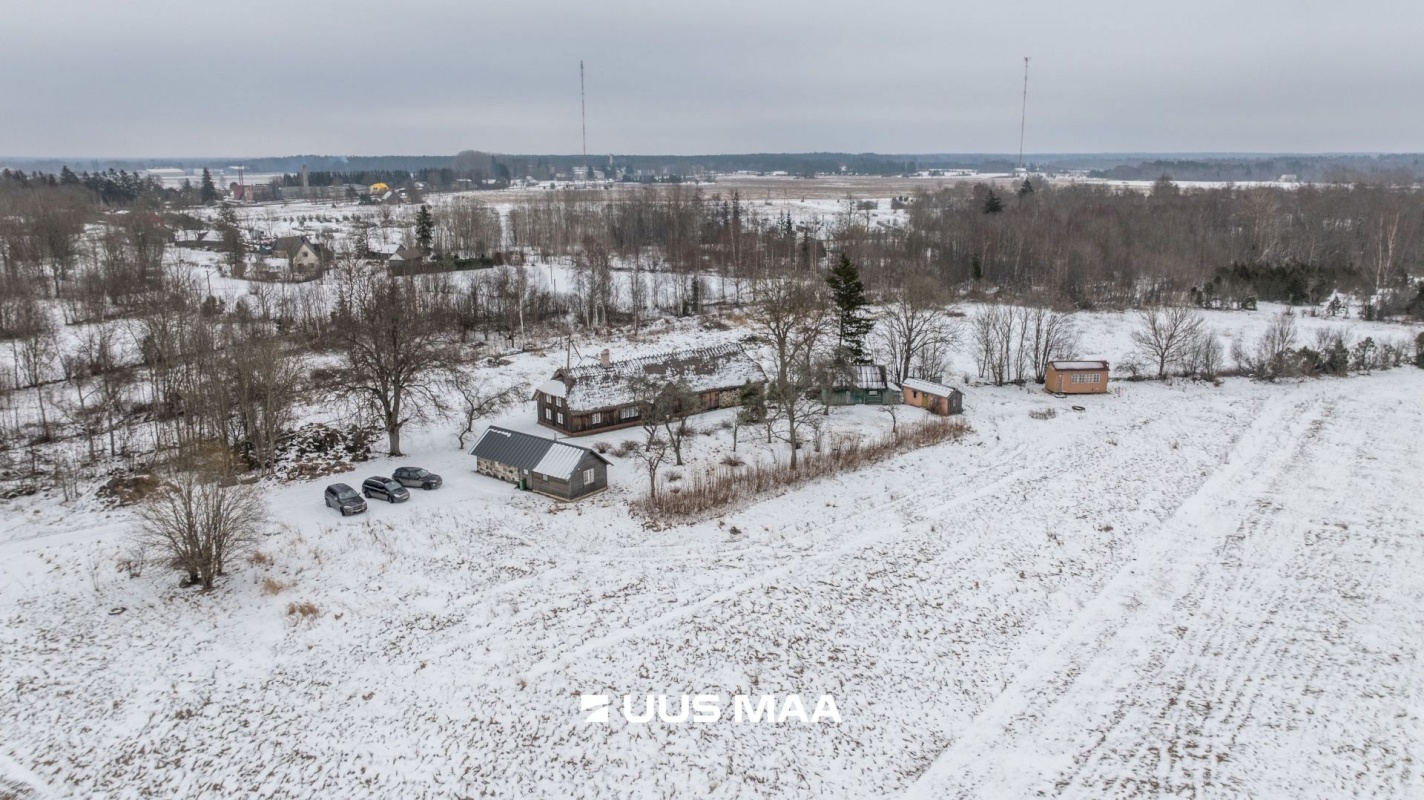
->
407, 469, 429, 478
384, 481, 402, 491
335, 488, 358, 501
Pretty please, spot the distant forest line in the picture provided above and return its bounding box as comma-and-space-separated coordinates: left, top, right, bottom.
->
4, 151, 1424, 184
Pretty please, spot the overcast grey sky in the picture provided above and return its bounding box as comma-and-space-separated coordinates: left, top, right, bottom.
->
2, 0, 1420, 157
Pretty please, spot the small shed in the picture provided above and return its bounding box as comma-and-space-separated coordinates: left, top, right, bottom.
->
901, 378, 964, 416
1044, 360, 1110, 395
469, 426, 610, 500
821, 364, 899, 406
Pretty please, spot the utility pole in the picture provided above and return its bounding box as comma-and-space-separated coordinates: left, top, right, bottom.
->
580, 60, 588, 183
1018, 57, 1030, 171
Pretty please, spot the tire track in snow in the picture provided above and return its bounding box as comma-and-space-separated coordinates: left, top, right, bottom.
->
897, 390, 1331, 799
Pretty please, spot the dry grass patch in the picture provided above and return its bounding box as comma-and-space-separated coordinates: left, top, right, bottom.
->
261, 577, 288, 596
642, 416, 970, 519
286, 601, 319, 619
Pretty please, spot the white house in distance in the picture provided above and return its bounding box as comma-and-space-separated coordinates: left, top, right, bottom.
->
272, 236, 323, 272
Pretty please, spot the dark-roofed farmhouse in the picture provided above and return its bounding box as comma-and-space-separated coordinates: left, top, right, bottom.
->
469, 426, 610, 500
533, 344, 761, 435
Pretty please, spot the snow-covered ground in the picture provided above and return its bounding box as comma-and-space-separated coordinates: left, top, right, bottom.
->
3, 297, 1423, 798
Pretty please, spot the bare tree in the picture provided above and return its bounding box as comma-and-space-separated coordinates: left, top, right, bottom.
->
454, 376, 526, 449
750, 276, 828, 469
134, 473, 267, 590
10, 299, 59, 439
1235, 310, 1299, 380
331, 267, 460, 456
1131, 306, 1205, 379
1026, 306, 1080, 383
877, 276, 962, 384
227, 327, 302, 475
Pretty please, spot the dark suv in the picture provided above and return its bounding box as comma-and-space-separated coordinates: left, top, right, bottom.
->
324, 483, 368, 516
393, 466, 443, 490
362, 476, 411, 503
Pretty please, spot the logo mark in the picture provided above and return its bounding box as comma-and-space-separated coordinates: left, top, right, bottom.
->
580, 694, 611, 723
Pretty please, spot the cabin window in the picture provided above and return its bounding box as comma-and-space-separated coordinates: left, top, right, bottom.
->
590, 412, 602, 425
619, 406, 638, 420
583, 468, 595, 485
544, 408, 552, 420
1070, 373, 1101, 384
557, 412, 564, 424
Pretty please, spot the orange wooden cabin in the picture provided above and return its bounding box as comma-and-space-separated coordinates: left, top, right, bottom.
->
1044, 360, 1110, 394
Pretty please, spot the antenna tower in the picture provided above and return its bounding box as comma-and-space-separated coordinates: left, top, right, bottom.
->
580, 60, 588, 181
1018, 57, 1030, 170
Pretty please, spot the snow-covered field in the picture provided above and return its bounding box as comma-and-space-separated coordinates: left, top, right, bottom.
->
3, 297, 1423, 798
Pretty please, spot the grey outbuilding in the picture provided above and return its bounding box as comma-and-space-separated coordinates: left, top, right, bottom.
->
469, 426, 611, 501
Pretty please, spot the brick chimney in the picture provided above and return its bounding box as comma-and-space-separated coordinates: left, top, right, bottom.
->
599, 349, 611, 367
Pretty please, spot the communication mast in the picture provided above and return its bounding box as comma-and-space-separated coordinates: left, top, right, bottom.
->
1018, 57, 1030, 171
580, 60, 588, 182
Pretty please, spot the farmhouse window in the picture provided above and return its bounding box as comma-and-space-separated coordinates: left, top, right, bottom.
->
591, 412, 602, 425
619, 406, 638, 420
583, 468, 595, 485
557, 412, 564, 424
544, 408, 551, 420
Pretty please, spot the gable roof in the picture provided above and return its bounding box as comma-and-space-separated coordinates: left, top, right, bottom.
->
273, 235, 318, 257
834, 364, 890, 391
390, 245, 424, 262
1049, 360, 1109, 371
902, 378, 961, 398
469, 426, 609, 478
543, 342, 760, 410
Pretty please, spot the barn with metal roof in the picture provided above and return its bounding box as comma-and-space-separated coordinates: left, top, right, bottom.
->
468, 426, 611, 500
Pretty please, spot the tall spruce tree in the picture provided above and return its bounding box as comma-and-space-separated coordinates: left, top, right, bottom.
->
826, 254, 874, 364
415, 205, 434, 256
200, 168, 218, 205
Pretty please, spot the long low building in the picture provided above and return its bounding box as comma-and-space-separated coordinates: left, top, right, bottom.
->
469, 426, 611, 500
533, 343, 762, 435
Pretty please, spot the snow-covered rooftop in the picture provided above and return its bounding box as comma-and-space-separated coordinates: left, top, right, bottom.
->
1049, 360, 1110, 371
902, 377, 960, 397
544, 342, 760, 410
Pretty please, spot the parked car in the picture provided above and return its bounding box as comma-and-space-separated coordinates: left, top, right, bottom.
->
324, 483, 368, 516
361, 475, 411, 503
393, 466, 443, 490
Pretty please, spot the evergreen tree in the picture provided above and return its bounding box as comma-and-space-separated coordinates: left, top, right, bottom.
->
825, 254, 875, 363
981, 189, 1005, 214
1016, 178, 1034, 197
200, 168, 218, 205
415, 205, 434, 256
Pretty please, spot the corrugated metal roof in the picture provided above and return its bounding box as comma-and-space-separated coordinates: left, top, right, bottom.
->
1049, 360, 1109, 370
850, 364, 889, 390
469, 426, 608, 479
469, 426, 554, 472
902, 378, 960, 397
533, 442, 589, 479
